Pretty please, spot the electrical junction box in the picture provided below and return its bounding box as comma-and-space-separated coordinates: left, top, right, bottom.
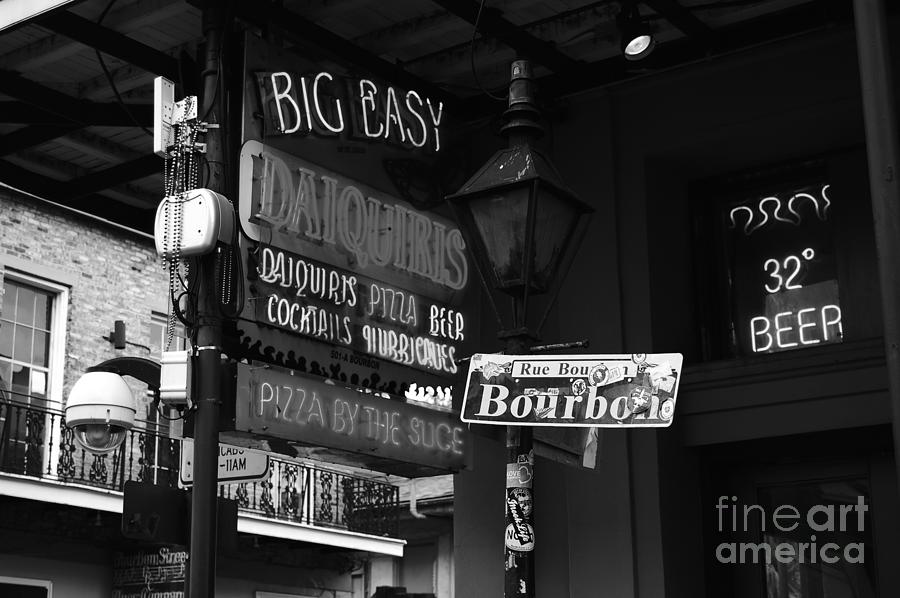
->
154, 189, 235, 258
159, 350, 191, 407
153, 76, 175, 157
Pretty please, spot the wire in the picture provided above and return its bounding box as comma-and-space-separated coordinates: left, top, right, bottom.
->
96, 51, 154, 137
156, 401, 192, 421
95, 0, 152, 137
470, 0, 508, 102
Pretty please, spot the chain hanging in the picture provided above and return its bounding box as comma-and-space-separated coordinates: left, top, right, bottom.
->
162, 96, 201, 350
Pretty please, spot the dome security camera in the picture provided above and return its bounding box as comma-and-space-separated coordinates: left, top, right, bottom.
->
65, 371, 137, 454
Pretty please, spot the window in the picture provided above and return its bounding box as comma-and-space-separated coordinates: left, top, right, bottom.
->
693, 160, 861, 360
0, 577, 51, 598
0, 271, 68, 476
0, 278, 54, 405
722, 179, 841, 356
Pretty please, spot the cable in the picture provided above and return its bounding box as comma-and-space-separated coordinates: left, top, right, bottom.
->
470, 0, 508, 102
156, 401, 192, 421
95, 0, 152, 137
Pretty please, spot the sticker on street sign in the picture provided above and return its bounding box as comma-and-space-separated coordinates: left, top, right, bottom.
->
460, 353, 683, 427
179, 439, 271, 486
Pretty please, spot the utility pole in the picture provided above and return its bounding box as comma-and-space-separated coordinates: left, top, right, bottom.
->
187, 3, 226, 597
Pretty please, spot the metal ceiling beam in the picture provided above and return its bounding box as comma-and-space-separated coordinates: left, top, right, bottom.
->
0, 125, 81, 156
227, 0, 461, 112
0, 155, 160, 211
37, 10, 182, 80
430, 0, 580, 73
642, 0, 714, 43
0, 73, 152, 126
0, 101, 152, 126
65, 155, 161, 199
0, 159, 57, 196
55, 129, 142, 164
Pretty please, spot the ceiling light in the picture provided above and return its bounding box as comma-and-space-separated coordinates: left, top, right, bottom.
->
619, 4, 655, 61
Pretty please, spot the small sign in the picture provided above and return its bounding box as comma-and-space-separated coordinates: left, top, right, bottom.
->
460, 353, 683, 427
112, 546, 187, 598
179, 439, 271, 486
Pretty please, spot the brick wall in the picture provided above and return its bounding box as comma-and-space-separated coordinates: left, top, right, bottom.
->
0, 188, 168, 418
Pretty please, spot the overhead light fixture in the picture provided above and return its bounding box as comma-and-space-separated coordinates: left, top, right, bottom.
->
619, 3, 655, 61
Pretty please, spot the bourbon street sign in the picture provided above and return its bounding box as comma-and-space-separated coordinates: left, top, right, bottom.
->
233, 363, 470, 473
461, 353, 684, 427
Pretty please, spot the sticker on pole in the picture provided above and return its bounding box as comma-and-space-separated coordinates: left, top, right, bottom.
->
460, 353, 683, 427
180, 439, 271, 486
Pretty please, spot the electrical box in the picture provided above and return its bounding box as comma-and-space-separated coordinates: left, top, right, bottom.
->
153, 76, 175, 157
154, 189, 235, 258
159, 350, 191, 407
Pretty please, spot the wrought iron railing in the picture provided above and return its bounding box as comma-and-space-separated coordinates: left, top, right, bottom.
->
0, 398, 399, 538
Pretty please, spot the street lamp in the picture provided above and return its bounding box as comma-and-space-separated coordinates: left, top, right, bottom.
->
446, 59, 593, 598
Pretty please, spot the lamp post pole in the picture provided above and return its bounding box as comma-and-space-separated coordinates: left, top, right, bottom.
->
503, 331, 535, 598
187, 4, 226, 597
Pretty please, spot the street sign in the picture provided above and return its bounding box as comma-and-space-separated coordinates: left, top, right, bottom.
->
460, 353, 683, 427
179, 439, 271, 486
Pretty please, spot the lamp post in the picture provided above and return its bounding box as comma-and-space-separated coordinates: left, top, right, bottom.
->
447, 59, 593, 598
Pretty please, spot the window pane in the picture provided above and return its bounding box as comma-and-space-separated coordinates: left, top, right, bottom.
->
0, 320, 12, 359
15, 286, 35, 326
32, 330, 48, 367
149, 321, 163, 356
11, 364, 29, 399
13, 324, 32, 362
0, 360, 11, 393
30, 370, 47, 398
1, 284, 15, 318
33, 292, 50, 331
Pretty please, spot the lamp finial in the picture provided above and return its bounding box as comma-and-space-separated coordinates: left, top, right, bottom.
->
502, 59, 543, 144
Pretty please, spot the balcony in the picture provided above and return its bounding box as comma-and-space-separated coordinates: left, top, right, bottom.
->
0, 397, 403, 555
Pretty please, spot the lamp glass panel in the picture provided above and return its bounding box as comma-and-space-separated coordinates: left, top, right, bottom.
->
532, 188, 581, 290
468, 188, 530, 286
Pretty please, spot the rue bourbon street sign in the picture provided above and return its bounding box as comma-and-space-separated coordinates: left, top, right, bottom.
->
461, 353, 684, 427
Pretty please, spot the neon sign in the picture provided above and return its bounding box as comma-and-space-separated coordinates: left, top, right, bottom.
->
233, 364, 469, 472
723, 182, 842, 355
256, 71, 444, 152
253, 244, 465, 375
239, 141, 468, 293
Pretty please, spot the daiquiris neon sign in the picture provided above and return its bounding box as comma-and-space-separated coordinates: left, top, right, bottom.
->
239, 141, 468, 293
725, 183, 842, 354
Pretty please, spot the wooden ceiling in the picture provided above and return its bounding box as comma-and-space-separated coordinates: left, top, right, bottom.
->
0, 0, 854, 231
